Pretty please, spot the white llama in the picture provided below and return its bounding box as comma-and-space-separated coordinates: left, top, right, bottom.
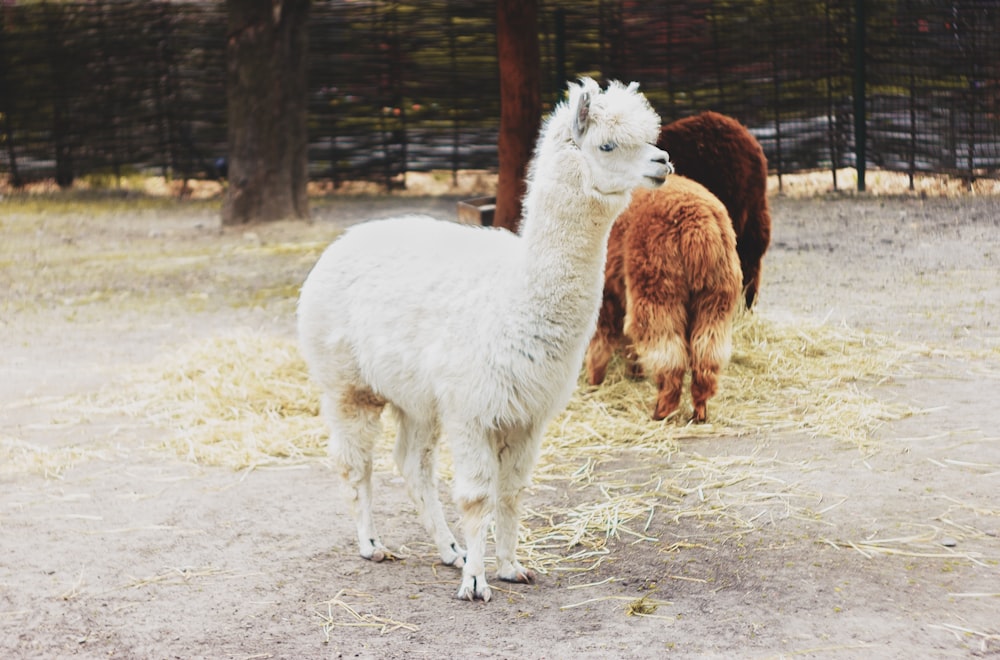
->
297, 78, 671, 602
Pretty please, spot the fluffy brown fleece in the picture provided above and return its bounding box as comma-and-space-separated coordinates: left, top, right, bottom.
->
586, 176, 742, 422
659, 111, 771, 309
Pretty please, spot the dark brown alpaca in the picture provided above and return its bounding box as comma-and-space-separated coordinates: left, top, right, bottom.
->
659, 111, 771, 309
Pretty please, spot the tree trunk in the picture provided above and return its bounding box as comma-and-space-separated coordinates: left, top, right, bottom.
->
223, 0, 310, 225
494, 0, 541, 233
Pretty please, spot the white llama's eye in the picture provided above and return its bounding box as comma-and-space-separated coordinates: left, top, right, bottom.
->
599, 142, 616, 152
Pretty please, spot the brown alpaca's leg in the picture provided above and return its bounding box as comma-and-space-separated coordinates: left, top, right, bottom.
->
652, 367, 686, 420
688, 289, 737, 423
585, 334, 614, 385
690, 366, 720, 423
587, 273, 627, 385
586, 298, 622, 385
738, 244, 761, 310
630, 314, 687, 420
628, 299, 688, 420
738, 200, 771, 310
621, 215, 687, 420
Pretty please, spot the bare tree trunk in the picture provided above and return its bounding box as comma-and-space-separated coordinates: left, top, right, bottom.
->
494, 0, 541, 233
223, 0, 309, 225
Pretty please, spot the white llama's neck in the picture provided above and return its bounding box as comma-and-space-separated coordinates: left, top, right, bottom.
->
520, 181, 624, 269
516, 148, 632, 342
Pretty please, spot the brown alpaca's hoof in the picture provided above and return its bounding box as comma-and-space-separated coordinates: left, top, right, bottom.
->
652, 403, 679, 421
692, 404, 708, 423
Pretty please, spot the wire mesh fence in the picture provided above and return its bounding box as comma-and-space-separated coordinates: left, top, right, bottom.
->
1, 0, 998, 191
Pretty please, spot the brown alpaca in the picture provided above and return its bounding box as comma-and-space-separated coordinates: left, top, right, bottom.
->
586, 176, 742, 423
659, 111, 771, 309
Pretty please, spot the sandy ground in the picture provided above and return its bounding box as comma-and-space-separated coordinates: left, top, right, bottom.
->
2, 185, 1000, 659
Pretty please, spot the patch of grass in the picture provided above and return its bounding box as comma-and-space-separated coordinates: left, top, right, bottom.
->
0, 206, 330, 315
1, 190, 218, 216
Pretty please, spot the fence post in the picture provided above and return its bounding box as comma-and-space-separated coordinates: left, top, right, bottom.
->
823, 0, 838, 191
767, 0, 783, 193
554, 8, 566, 101
0, 7, 23, 188
447, 1, 459, 186
853, 0, 867, 192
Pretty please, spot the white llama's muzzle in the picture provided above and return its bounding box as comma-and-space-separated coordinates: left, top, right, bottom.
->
644, 145, 673, 187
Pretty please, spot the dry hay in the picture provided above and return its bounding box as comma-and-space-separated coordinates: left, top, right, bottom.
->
549, 306, 914, 461
78, 311, 925, 580
97, 311, 911, 471
93, 332, 327, 469
0, 395, 119, 478
0, 433, 112, 479
315, 589, 420, 638
928, 623, 1000, 655
767, 168, 1000, 198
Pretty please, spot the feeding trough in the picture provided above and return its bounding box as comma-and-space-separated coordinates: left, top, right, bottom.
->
456, 196, 496, 226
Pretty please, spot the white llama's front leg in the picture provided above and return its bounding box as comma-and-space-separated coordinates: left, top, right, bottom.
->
495, 428, 541, 584
351, 463, 390, 561
322, 391, 390, 562
455, 493, 494, 601
392, 412, 465, 567
449, 425, 498, 601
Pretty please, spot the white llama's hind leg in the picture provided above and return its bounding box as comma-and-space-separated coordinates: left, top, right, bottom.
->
448, 422, 498, 601
392, 412, 465, 568
321, 389, 390, 562
494, 427, 541, 584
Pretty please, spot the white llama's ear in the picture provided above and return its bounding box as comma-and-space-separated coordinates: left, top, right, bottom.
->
626, 81, 640, 93
572, 89, 591, 143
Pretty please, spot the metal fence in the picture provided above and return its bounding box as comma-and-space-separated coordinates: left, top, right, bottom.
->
1, 0, 998, 191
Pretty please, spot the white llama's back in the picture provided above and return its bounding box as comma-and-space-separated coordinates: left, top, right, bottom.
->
298, 215, 532, 418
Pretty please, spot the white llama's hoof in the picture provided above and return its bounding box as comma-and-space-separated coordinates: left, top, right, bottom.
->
441, 542, 466, 568
360, 539, 393, 562
456, 574, 491, 602
497, 560, 535, 584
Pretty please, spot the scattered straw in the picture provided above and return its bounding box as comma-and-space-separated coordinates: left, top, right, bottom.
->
0, 434, 111, 479
818, 534, 988, 566
116, 566, 241, 591
767, 167, 1000, 198
93, 308, 916, 475
560, 595, 636, 610
0, 610, 32, 620
761, 643, 877, 659
625, 594, 672, 617
928, 623, 1000, 653
78, 311, 949, 578
558, 593, 673, 617
91, 308, 916, 474
947, 592, 1000, 598
92, 332, 327, 470
564, 576, 618, 590
540, 308, 916, 483
315, 589, 419, 639
59, 570, 87, 601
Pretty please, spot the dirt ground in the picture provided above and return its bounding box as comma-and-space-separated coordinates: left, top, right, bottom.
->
2, 180, 1000, 659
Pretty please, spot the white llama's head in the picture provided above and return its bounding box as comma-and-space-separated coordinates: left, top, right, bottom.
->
566, 78, 673, 196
